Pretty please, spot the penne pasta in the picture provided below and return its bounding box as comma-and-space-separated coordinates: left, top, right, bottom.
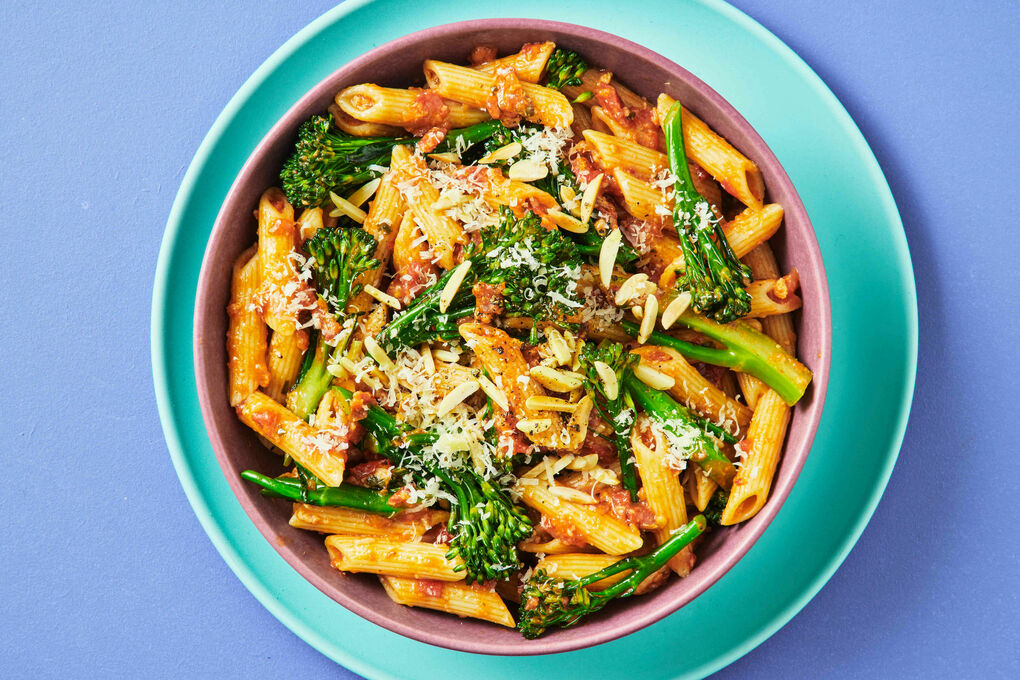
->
265, 329, 307, 402
632, 419, 694, 576
325, 535, 465, 581
381, 576, 515, 626
236, 391, 347, 486
290, 503, 447, 540
518, 483, 644, 555
335, 84, 489, 130
721, 389, 791, 524
423, 60, 573, 128
534, 553, 627, 591
656, 93, 764, 207
474, 41, 555, 83
227, 247, 270, 406
389, 144, 465, 269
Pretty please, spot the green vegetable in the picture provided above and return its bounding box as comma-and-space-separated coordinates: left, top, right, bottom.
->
662, 101, 751, 323
620, 309, 812, 405
544, 48, 588, 90
240, 470, 397, 515
305, 224, 379, 317
576, 340, 639, 500
355, 390, 533, 584
623, 372, 736, 489
280, 115, 506, 209
703, 489, 729, 526
287, 331, 335, 421
517, 515, 706, 638
376, 207, 584, 353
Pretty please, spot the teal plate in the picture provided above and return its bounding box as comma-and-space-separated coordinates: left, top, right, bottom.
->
151, 1, 917, 677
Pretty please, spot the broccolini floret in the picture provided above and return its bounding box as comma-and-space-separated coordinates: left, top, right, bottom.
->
544, 48, 588, 90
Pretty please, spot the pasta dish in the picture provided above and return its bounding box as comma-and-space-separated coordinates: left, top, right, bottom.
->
225, 40, 812, 638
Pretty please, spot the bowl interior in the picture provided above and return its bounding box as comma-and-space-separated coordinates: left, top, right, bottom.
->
193, 18, 830, 656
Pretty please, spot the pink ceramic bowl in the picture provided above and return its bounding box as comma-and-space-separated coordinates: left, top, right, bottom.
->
194, 18, 831, 655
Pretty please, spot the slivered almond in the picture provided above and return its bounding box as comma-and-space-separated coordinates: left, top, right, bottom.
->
507, 158, 548, 182
633, 362, 675, 390
438, 260, 472, 313
525, 395, 578, 412
326, 363, 348, 379
346, 178, 381, 207
432, 348, 460, 363
599, 229, 622, 288
562, 330, 577, 351
329, 191, 367, 223
420, 344, 435, 374
363, 284, 401, 310
559, 184, 577, 207
579, 173, 603, 224
549, 486, 597, 504
545, 329, 572, 365
638, 294, 658, 343
363, 335, 394, 371
436, 380, 480, 416
477, 374, 509, 411
615, 273, 651, 305
631, 304, 643, 320
566, 453, 599, 470
661, 291, 692, 330
427, 152, 461, 164
593, 361, 619, 400
478, 141, 522, 164
571, 339, 585, 371
516, 418, 553, 435
529, 365, 584, 392
547, 209, 588, 234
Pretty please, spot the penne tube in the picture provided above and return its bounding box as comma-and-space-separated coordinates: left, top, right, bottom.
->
324, 535, 465, 581
227, 247, 270, 406
742, 243, 798, 354
347, 170, 405, 315
561, 69, 650, 111
746, 275, 803, 318
630, 345, 751, 438
265, 329, 307, 402
614, 168, 671, 227
474, 41, 555, 83
380, 576, 515, 627
584, 129, 668, 179
657, 93, 764, 208
256, 187, 301, 334
423, 60, 573, 128
518, 484, 644, 555
296, 206, 325, 242
534, 553, 627, 591
632, 419, 694, 576
389, 144, 465, 269
328, 103, 404, 138
335, 84, 489, 130
723, 204, 785, 261
685, 467, 719, 513
721, 389, 791, 524
236, 391, 347, 487
290, 503, 447, 541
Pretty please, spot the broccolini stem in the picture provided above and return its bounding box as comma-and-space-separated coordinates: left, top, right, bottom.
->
620, 309, 812, 405
623, 373, 736, 489
240, 470, 397, 515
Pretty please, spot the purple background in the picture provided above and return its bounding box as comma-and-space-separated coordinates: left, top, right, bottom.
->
1, 0, 1016, 677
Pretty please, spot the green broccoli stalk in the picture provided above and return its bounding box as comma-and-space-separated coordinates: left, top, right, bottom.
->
518, 515, 707, 638
355, 391, 533, 584
544, 48, 588, 90
240, 470, 397, 515
576, 340, 640, 500
662, 101, 752, 323
280, 116, 507, 209
703, 489, 729, 526
305, 224, 380, 317
287, 223, 379, 420
620, 307, 812, 405
376, 207, 584, 353
623, 372, 737, 489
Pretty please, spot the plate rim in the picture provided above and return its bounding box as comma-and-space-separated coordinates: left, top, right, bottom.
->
151, 0, 918, 676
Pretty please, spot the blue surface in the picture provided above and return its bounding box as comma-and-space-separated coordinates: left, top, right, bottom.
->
1, 0, 1016, 677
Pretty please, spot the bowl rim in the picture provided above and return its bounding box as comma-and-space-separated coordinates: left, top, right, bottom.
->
193, 17, 832, 656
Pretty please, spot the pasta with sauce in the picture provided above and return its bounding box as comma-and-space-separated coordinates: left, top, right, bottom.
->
227, 41, 813, 638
